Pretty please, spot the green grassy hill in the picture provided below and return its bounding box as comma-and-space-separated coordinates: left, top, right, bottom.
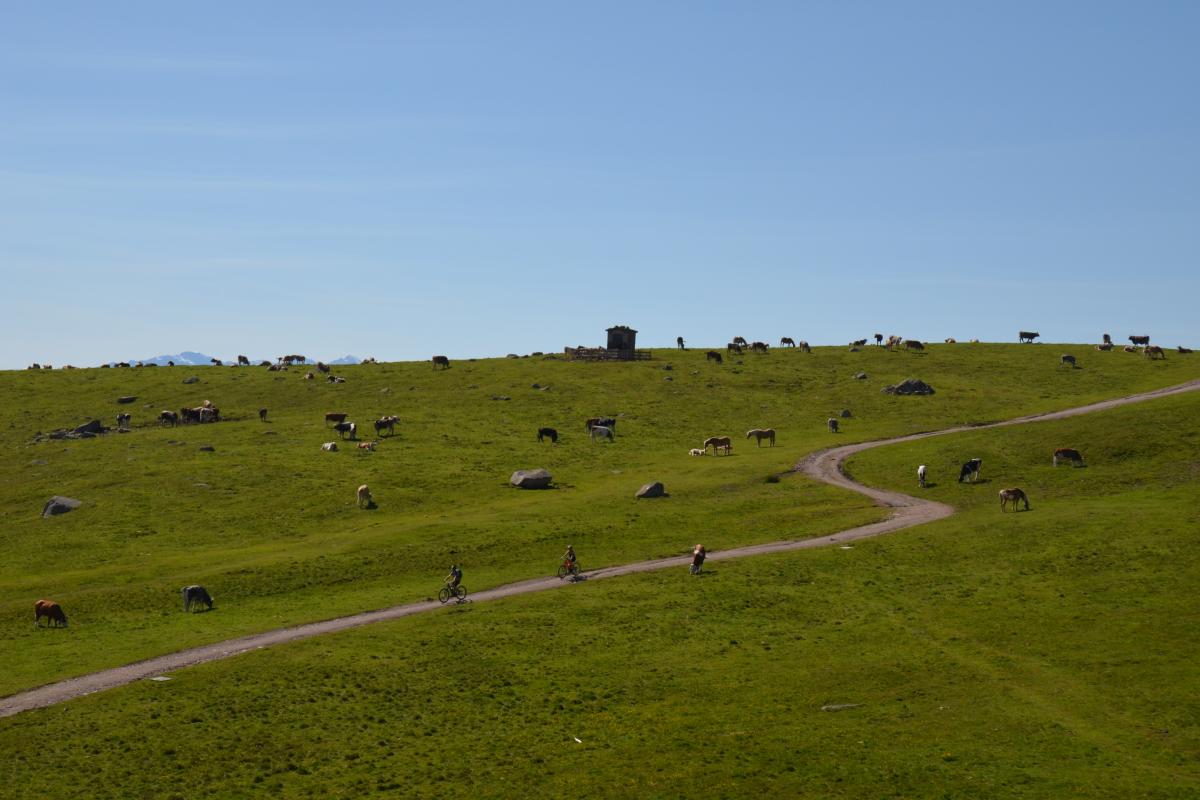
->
1, 345, 1198, 797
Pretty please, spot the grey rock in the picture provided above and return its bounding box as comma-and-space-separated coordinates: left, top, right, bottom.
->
183, 376, 200, 384
510, 468, 553, 489
116, 395, 137, 404
820, 703, 862, 712
854, 372, 867, 380
199, 445, 215, 452
882, 378, 935, 395
840, 409, 852, 418
636, 481, 667, 499
42, 496, 82, 518
74, 419, 104, 435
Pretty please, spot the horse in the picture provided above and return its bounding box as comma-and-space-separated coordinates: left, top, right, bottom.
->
705, 350, 723, 364
1053, 448, 1083, 467
750, 341, 769, 353
34, 599, 68, 628
903, 339, 925, 351
827, 418, 839, 433
732, 336, 748, 347
746, 428, 776, 447
798, 341, 811, 353
1129, 335, 1150, 346
703, 436, 732, 455
676, 336, 685, 350
1019, 331, 1040, 343
237, 355, 250, 366
917, 464, 927, 488
958, 458, 982, 483
357, 484, 373, 508
589, 425, 614, 443
537, 427, 558, 443
1060, 354, 1077, 368
374, 416, 398, 436
182, 585, 214, 612
1144, 346, 1166, 360
999, 488, 1030, 512
325, 412, 348, 426
780, 337, 796, 348
258, 408, 268, 422
727, 343, 743, 355
316, 362, 331, 373
432, 355, 450, 369
210, 358, 223, 367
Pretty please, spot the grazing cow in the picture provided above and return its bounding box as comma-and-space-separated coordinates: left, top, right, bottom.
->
1129, 335, 1150, 346
1053, 448, 1084, 467
703, 436, 732, 455
781, 337, 796, 348
585, 417, 617, 432
325, 412, 348, 426
874, 333, 883, 345
676, 336, 685, 350
1124, 345, 1138, 353
798, 341, 811, 353
851, 338, 868, 347
1060, 354, 1077, 368
1102, 333, 1112, 345
706, 350, 723, 364
334, 421, 357, 440
237, 355, 250, 366
258, 408, 268, 422
944, 338, 957, 344
958, 458, 983, 483
689, 448, 706, 456
210, 358, 223, 367
167, 360, 175, 367
357, 484, 373, 508
116, 413, 131, 428
199, 407, 220, 423
999, 488, 1030, 512
537, 427, 558, 443
181, 585, 214, 612
432, 355, 450, 369
321, 442, 339, 452
1019, 331, 1040, 343
903, 339, 925, 351
1096, 343, 1113, 351
917, 464, 927, 488
590, 425, 614, 443
374, 416, 399, 436
316, 362, 331, 373
180, 407, 201, 424
34, 599, 68, 628
1144, 346, 1166, 360
733, 336, 748, 347
727, 342, 743, 355
750, 341, 769, 353
159, 410, 178, 427
1179, 346, 1194, 354
357, 441, 376, 451
886, 335, 903, 349
746, 428, 776, 447
827, 418, 839, 433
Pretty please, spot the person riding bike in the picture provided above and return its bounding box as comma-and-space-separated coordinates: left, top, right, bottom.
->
562, 545, 577, 570
444, 565, 462, 590
690, 544, 706, 574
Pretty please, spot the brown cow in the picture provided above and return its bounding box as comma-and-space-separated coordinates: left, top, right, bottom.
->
34, 599, 68, 628
1144, 346, 1166, 360
325, 412, 348, 426
432, 355, 450, 369
357, 484, 373, 508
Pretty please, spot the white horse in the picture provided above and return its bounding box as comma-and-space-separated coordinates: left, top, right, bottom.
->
917, 465, 927, 488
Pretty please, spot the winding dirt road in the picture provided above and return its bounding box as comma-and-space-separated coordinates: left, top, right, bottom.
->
3, 378, 1197, 719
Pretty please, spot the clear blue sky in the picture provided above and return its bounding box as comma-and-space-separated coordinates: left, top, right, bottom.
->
2, 2, 1197, 367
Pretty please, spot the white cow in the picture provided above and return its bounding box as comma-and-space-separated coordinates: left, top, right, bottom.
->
917, 464, 927, 488
321, 442, 338, 452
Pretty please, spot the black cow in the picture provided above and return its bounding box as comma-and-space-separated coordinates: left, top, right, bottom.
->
537, 427, 558, 443
334, 421, 357, 440
1019, 331, 1040, 343
958, 458, 983, 483
1129, 335, 1150, 346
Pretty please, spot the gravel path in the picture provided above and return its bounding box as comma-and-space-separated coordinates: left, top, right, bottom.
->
3, 378, 1197, 719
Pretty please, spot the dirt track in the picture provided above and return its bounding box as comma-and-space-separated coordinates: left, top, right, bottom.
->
3, 378, 1197, 719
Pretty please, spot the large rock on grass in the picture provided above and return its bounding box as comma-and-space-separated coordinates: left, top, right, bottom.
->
43, 496, 82, 518
73, 419, 104, 435
636, 481, 667, 499
510, 468, 553, 489
116, 396, 137, 404
882, 378, 935, 396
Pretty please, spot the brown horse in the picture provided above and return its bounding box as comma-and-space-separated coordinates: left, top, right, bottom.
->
1144, 346, 1166, 360
746, 428, 776, 447
999, 488, 1030, 512
780, 337, 795, 348
703, 436, 732, 455
705, 350, 723, 364
34, 599, 68, 628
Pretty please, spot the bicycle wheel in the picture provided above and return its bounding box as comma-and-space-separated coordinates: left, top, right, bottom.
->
455, 586, 467, 601
557, 565, 568, 579
438, 586, 451, 604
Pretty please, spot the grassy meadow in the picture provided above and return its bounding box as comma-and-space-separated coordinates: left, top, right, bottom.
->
1, 343, 1198, 797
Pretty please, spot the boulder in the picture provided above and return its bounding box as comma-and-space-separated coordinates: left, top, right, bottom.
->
882, 378, 935, 396
510, 468, 553, 489
199, 445, 215, 452
116, 395, 137, 404
840, 409, 852, 418
854, 372, 868, 380
74, 419, 104, 435
636, 481, 666, 499
183, 376, 200, 384
42, 496, 82, 518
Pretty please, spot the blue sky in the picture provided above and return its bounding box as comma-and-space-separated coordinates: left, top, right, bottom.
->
2, 2, 1197, 367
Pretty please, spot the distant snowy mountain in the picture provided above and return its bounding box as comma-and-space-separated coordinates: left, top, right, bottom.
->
328, 355, 361, 365
132, 351, 217, 366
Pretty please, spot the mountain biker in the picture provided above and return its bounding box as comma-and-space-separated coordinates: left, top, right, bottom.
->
444, 565, 462, 590
691, 544, 706, 573
563, 545, 577, 569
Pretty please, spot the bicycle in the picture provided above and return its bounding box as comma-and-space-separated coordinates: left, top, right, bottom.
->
557, 559, 581, 580
438, 583, 467, 604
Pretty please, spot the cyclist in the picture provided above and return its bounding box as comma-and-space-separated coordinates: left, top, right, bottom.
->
562, 545, 577, 570
690, 544, 706, 574
444, 564, 462, 591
